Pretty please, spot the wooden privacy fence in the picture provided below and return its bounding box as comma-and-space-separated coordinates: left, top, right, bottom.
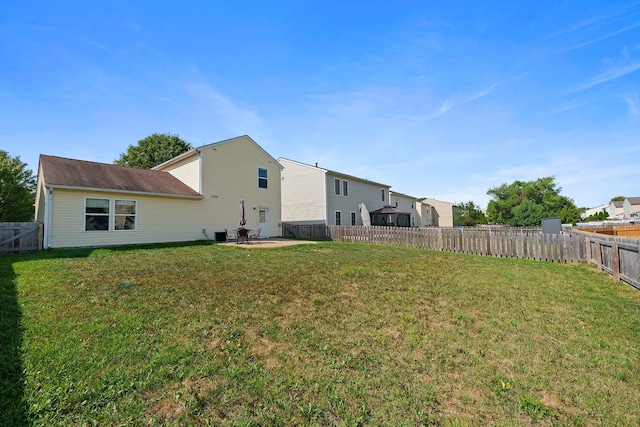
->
328, 225, 585, 262
326, 225, 640, 289
282, 223, 331, 240
584, 234, 640, 289
0, 222, 42, 254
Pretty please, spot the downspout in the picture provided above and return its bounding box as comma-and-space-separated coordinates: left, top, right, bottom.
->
44, 187, 53, 249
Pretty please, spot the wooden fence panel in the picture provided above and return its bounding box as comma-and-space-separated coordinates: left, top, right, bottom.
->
0, 222, 42, 253
324, 225, 639, 290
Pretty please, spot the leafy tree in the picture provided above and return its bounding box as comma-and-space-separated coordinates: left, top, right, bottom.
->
114, 133, 192, 169
486, 176, 581, 226
583, 210, 609, 222
455, 201, 487, 226
611, 196, 625, 202
0, 151, 36, 221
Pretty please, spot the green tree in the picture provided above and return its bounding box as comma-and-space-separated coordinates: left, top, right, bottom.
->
114, 133, 192, 169
611, 196, 625, 202
455, 201, 487, 226
486, 176, 581, 226
0, 151, 36, 221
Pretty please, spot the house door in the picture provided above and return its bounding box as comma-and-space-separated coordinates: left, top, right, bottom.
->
257, 208, 268, 237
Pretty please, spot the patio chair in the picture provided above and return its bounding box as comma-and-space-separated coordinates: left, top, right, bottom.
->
237, 228, 250, 244
251, 228, 262, 240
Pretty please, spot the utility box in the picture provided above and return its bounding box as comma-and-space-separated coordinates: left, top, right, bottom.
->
541, 217, 561, 234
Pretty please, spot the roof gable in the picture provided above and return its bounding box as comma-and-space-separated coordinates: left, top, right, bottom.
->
39, 155, 202, 198
155, 135, 283, 171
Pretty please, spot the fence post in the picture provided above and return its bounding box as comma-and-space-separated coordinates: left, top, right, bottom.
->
611, 241, 620, 281
595, 241, 603, 271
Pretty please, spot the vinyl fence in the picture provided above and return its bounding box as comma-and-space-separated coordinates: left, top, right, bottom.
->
0, 222, 42, 254
326, 225, 640, 290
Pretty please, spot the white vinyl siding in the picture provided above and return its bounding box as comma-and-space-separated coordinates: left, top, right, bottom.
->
50, 190, 201, 248
160, 152, 201, 192
279, 159, 327, 223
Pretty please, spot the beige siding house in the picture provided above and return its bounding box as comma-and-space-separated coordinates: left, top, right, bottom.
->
421, 198, 459, 227
609, 200, 624, 219
279, 158, 391, 226
623, 197, 640, 219
35, 135, 282, 248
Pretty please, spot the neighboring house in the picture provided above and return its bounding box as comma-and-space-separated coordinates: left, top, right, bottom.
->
609, 200, 624, 219
35, 135, 282, 248
623, 197, 640, 219
581, 204, 609, 219
421, 198, 459, 227
417, 200, 435, 226
389, 191, 421, 227
278, 158, 391, 226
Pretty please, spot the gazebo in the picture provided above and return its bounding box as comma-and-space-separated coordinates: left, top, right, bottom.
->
369, 205, 412, 227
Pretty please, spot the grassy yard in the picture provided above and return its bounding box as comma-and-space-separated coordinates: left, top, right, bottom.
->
1, 241, 639, 426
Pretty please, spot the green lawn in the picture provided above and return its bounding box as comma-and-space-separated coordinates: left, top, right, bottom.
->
1, 241, 639, 426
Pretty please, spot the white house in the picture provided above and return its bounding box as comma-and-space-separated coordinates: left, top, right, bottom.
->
581, 204, 610, 219
35, 135, 282, 248
623, 197, 640, 219
609, 200, 624, 219
278, 158, 391, 226
389, 191, 421, 227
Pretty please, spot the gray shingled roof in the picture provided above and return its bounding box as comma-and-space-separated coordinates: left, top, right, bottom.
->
39, 155, 202, 198
626, 197, 640, 205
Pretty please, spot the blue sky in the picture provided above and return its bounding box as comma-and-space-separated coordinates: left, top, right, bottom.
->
2, 1, 639, 209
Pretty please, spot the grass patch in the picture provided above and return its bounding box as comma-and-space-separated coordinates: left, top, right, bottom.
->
2, 241, 639, 426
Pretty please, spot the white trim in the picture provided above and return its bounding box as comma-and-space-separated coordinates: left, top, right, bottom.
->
44, 187, 53, 249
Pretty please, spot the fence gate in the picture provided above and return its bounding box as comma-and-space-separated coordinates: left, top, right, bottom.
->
0, 222, 42, 253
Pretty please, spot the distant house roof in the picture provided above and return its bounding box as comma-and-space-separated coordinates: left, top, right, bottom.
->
39, 155, 202, 198
612, 200, 624, 207
369, 205, 412, 215
390, 191, 419, 200
277, 157, 391, 188
626, 197, 640, 205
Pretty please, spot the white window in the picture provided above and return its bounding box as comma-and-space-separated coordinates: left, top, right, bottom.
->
85, 198, 110, 231
258, 168, 268, 189
335, 178, 341, 195
335, 211, 341, 225
85, 198, 137, 231
115, 199, 136, 231
343, 180, 348, 197
381, 189, 385, 202
395, 197, 399, 208
351, 211, 356, 226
